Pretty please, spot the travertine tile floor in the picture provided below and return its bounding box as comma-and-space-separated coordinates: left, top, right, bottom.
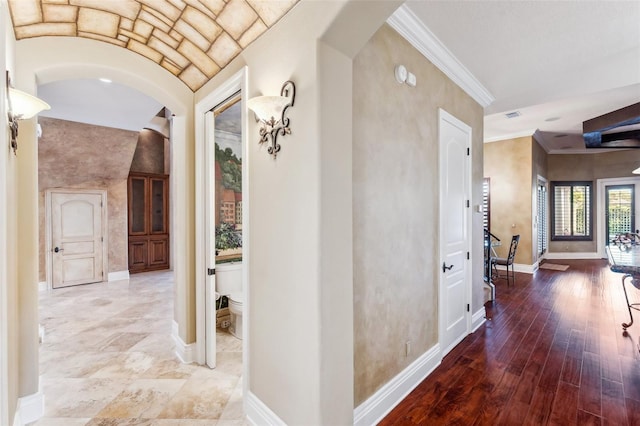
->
33, 270, 246, 426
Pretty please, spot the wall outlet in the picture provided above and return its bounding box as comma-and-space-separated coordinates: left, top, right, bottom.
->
405, 341, 411, 357
221, 320, 230, 329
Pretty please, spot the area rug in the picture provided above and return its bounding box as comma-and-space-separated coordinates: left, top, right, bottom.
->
539, 263, 570, 271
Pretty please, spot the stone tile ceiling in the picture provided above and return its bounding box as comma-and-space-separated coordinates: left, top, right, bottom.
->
8, 0, 298, 91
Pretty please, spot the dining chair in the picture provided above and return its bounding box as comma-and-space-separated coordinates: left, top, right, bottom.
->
492, 234, 520, 286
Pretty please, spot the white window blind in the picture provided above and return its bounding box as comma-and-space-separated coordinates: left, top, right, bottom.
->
551, 182, 592, 240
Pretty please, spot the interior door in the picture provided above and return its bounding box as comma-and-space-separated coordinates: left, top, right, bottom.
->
438, 109, 471, 355
606, 184, 635, 244
51, 190, 104, 288
205, 110, 217, 368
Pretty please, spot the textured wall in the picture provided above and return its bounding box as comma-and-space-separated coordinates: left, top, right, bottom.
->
484, 137, 533, 264
547, 149, 640, 253
130, 129, 166, 174
353, 24, 484, 405
38, 117, 139, 281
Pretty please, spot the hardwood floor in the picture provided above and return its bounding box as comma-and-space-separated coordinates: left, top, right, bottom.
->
380, 259, 640, 425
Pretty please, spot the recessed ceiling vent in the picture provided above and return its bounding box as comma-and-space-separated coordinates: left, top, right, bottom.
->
505, 111, 521, 119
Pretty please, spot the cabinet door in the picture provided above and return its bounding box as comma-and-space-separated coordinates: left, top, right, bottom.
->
148, 236, 169, 268
150, 177, 168, 234
129, 238, 148, 271
128, 176, 148, 235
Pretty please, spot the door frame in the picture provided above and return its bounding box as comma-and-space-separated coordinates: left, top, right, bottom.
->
438, 108, 472, 355
534, 175, 548, 264
45, 188, 108, 290
597, 177, 640, 258
195, 67, 249, 389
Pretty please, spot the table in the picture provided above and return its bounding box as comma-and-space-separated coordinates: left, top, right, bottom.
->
606, 244, 640, 329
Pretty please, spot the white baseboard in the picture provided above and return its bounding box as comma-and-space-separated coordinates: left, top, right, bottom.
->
108, 270, 130, 281
38, 281, 47, 292
472, 307, 486, 332
493, 262, 536, 274
13, 390, 44, 426
172, 321, 195, 364
354, 344, 441, 426
544, 252, 602, 260
246, 390, 286, 426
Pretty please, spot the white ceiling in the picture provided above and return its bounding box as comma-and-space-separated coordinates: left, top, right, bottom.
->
38, 79, 163, 132
406, 0, 640, 153
36, 1, 640, 152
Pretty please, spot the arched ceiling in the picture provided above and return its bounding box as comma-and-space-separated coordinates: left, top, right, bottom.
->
7, 0, 298, 91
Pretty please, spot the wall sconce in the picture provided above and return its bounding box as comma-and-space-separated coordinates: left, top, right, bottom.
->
6, 70, 50, 155
247, 80, 295, 158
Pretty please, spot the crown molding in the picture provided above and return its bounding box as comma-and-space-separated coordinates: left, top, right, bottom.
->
387, 4, 494, 108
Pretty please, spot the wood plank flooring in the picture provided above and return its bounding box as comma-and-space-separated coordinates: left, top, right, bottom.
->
380, 259, 640, 425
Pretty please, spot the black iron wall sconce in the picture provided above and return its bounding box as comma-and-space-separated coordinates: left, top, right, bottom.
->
247, 80, 295, 159
6, 70, 50, 155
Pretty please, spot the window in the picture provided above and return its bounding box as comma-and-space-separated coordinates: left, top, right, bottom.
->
551, 181, 592, 240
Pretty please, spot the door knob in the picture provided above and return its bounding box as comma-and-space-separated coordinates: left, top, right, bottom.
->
54, 246, 63, 253
442, 262, 454, 273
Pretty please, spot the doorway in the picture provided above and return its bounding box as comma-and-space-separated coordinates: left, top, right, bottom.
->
438, 109, 472, 356
597, 177, 640, 257
605, 184, 635, 244
536, 177, 548, 261
195, 68, 248, 398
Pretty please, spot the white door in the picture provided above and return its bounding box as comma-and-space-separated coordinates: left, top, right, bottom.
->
438, 109, 472, 355
204, 110, 217, 368
50, 190, 105, 288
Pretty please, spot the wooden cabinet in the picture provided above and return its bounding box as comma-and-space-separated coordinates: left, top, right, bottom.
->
128, 173, 169, 273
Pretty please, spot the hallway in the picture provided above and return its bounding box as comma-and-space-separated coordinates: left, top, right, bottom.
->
34, 271, 246, 426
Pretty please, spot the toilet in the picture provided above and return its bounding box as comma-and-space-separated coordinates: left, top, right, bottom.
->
228, 292, 243, 339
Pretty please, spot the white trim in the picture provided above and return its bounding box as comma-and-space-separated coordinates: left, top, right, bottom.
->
484, 129, 536, 143
13, 391, 44, 426
246, 391, 286, 426
172, 320, 196, 364
544, 252, 602, 260
493, 262, 537, 274
107, 270, 129, 282
387, 5, 494, 108
534, 176, 548, 265
596, 177, 640, 258
194, 67, 250, 412
38, 281, 47, 292
354, 344, 441, 426
472, 307, 486, 332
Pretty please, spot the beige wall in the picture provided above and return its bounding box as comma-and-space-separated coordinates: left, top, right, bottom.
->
2, 0, 21, 422
130, 128, 166, 174
547, 149, 640, 253
484, 137, 534, 264
196, 1, 402, 423
353, 24, 484, 405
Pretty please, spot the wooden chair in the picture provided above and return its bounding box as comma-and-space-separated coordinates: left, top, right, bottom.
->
492, 235, 520, 286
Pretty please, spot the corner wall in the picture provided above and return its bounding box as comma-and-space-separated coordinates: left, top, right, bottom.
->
37, 117, 139, 281
484, 136, 534, 265
353, 24, 484, 405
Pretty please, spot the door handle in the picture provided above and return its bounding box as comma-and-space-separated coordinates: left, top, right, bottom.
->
54, 246, 64, 253
442, 262, 454, 273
